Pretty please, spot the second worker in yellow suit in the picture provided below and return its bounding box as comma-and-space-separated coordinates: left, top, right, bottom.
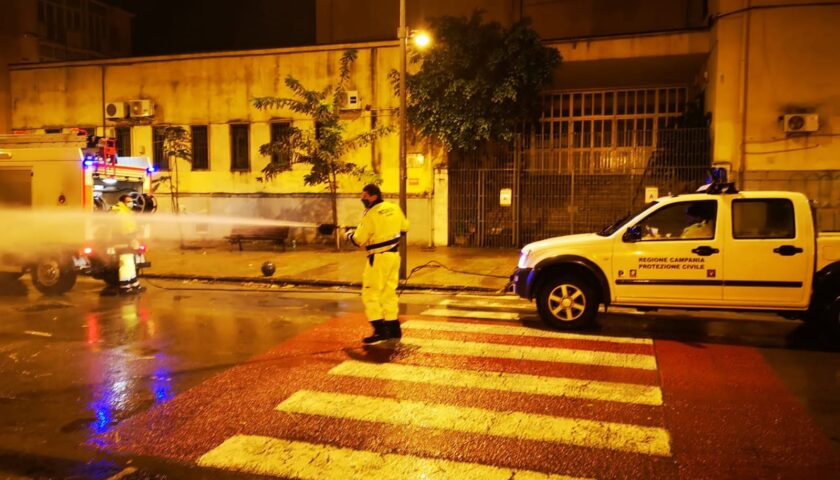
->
105, 194, 145, 295
346, 184, 409, 344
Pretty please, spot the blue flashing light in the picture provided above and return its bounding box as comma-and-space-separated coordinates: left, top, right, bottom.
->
146, 165, 157, 174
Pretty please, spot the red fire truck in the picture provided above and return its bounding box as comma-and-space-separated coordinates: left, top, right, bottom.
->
0, 132, 155, 294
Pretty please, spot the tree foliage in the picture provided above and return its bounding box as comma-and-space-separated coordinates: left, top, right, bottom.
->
395, 12, 561, 151
252, 49, 393, 248
151, 126, 192, 214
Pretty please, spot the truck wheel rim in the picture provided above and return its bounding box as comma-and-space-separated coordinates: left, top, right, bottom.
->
36, 261, 60, 286
548, 284, 585, 321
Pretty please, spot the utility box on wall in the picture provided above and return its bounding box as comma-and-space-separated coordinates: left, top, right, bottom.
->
129, 100, 155, 118
783, 114, 819, 133
105, 102, 127, 120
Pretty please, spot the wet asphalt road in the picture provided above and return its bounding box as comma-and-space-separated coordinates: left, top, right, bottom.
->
0, 276, 838, 479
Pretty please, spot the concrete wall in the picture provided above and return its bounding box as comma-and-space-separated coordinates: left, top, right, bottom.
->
708, 0, 840, 177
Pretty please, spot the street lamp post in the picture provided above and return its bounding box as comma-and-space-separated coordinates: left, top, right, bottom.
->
398, 0, 408, 280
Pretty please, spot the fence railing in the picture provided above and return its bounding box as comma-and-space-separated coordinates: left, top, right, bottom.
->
449, 128, 711, 247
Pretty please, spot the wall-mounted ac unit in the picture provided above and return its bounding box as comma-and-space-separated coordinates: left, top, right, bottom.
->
343, 90, 361, 110
783, 114, 819, 133
129, 99, 155, 118
105, 101, 127, 119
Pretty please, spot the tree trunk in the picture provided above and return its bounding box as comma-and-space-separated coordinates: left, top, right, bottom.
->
329, 170, 340, 251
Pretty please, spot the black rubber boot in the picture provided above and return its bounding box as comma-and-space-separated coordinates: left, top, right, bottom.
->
362, 320, 388, 344
383, 320, 402, 340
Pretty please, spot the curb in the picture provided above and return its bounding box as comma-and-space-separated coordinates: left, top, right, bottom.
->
143, 273, 503, 293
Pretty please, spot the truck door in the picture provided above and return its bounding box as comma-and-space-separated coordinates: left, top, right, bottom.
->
613, 199, 724, 304
722, 197, 811, 307
0, 169, 32, 207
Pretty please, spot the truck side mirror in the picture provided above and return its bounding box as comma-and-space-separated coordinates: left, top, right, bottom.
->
623, 225, 642, 243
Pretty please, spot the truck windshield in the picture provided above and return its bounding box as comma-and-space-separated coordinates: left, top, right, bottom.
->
597, 201, 658, 237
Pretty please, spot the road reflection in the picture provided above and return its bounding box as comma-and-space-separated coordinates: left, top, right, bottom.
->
85, 298, 173, 445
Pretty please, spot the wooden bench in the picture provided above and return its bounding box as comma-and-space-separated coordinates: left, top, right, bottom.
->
225, 226, 290, 251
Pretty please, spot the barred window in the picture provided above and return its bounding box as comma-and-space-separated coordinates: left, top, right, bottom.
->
530, 87, 688, 172
230, 124, 250, 171
191, 125, 209, 170
152, 126, 168, 171
115, 126, 131, 157
270, 122, 292, 169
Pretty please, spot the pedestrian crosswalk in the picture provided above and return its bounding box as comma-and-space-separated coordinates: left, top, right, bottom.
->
197, 297, 670, 479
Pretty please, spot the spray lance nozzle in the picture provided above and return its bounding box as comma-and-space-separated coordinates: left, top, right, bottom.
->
317, 224, 355, 236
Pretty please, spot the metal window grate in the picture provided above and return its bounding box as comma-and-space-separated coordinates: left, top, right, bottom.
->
115, 126, 131, 157
230, 124, 250, 171
152, 126, 168, 171
270, 122, 292, 169
191, 125, 209, 170
448, 87, 710, 248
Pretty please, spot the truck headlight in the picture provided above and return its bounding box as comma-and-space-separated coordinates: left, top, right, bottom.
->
518, 248, 532, 268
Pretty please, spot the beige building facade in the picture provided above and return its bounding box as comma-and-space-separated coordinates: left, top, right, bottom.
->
6, 0, 840, 244
0, 0, 132, 134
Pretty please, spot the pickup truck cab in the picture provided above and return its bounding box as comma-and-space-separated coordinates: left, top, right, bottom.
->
511, 179, 840, 335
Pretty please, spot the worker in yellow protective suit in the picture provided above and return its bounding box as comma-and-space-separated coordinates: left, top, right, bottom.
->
106, 194, 145, 295
346, 184, 409, 344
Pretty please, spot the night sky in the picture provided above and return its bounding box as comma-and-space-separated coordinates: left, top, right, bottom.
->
104, 0, 316, 56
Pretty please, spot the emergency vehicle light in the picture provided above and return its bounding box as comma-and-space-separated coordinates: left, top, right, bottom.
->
83, 247, 94, 256
146, 166, 156, 174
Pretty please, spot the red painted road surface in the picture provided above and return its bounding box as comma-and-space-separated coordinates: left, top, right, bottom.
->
95, 314, 840, 479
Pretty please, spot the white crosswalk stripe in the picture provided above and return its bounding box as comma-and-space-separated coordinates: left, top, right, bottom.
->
404, 319, 653, 345
420, 307, 521, 321
402, 336, 658, 370
199, 435, 591, 480
276, 390, 671, 457
329, 359, 663, 405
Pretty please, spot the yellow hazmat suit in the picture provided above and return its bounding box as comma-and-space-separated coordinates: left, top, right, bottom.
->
110, 200, 140, 293
347, 199, 409, 342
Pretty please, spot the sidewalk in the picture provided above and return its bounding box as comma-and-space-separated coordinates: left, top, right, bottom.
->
143, 242, 520, 292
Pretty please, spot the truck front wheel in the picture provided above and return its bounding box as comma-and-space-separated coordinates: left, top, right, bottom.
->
31, 257, 77, 295
536, 274, 598, 330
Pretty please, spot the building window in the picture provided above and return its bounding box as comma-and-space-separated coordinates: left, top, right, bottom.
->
230, 124, 250, 171
191, 125, 209, 170
153, 126, 169, 171
44, 128, 62, 134
270, 122, 292, 169
115, 126, 131, 157
530, 87, 688, 172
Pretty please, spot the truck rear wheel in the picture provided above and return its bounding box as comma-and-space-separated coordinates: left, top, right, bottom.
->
31, 257, 77, 295
814, 295, 840, 338
536, 274, 598, 330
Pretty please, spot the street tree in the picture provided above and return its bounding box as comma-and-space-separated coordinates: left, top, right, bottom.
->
394, 12, 561, 153
151, 126, 192, 215
253, 49, 393, 249
150, 126, 192, 247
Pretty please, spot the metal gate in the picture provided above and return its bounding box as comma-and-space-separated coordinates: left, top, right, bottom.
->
449, 126, 711, 247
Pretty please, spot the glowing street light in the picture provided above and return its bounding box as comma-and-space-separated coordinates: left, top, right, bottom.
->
412, 31, 431, 48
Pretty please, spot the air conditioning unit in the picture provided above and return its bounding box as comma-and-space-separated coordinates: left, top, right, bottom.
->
104, 101, 127, 120
783, 114, 819, 133
343, 90, 361, 110
129, 99, 155, 118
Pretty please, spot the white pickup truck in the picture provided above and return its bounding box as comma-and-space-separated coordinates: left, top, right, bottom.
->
510, 180, 840, 335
